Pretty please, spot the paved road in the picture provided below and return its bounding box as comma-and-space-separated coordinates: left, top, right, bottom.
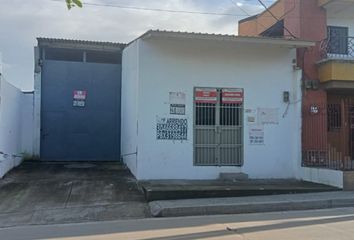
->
2, 207, 354, 240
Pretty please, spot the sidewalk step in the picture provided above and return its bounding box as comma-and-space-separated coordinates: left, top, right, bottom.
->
140, 180, 338, 201
149, 191, 354, 217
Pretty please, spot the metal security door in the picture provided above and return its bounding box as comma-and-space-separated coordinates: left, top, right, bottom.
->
194, 88, 243, 166
41, 60, 121, 161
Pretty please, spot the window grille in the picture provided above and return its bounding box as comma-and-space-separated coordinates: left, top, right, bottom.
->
328, 104, 341, 131
327, 26, 349, 55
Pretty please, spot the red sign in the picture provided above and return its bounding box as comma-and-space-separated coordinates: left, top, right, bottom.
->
222, 88, 243, 104
195, 88, 217, 103
73, 90, 87, 107
73, 90, 87, 100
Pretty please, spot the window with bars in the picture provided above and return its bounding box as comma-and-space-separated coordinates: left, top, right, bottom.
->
328, 104, 341, 131
327, 26, 349, 55
194, 88, 244, 166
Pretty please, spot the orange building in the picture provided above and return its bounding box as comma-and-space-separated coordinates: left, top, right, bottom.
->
239, 0, 354, 188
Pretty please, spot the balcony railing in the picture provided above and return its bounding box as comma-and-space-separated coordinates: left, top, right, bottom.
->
320, 36, 354, 60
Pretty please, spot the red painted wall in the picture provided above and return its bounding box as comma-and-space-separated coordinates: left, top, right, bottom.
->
239, 0, 329, 152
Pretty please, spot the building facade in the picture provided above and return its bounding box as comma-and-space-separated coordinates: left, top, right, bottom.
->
239, 0, 354, 189
121, 30, 312, 180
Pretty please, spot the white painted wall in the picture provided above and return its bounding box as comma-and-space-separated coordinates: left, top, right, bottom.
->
121, 40, 140, 176
122, 37, 302, 180
298, 167, 343, 188
0, 76, 23, 177
0, 54, 34, 178
33, 47, 41, 157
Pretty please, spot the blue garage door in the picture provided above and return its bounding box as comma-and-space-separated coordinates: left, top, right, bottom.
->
41, 60, 121, 161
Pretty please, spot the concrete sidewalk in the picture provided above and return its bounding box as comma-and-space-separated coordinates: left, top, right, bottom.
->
149, 191, 354, 217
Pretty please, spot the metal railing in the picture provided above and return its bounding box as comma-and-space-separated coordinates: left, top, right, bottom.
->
320, 36, 354, 60
302, 100, 354, 171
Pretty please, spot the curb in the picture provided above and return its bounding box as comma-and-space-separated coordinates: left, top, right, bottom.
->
149, 191, 354, 217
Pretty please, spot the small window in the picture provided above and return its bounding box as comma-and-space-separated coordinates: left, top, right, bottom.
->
86, 51, 121, 64
328, 104, 341, 131
45, 48, 83, 62
327, 26, 349, 55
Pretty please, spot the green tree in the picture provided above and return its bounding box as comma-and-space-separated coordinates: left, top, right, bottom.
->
66, 0, 83, 9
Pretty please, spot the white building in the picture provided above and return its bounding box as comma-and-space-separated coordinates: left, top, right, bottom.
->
121, 30, 314, 180
0, 54, 34, 178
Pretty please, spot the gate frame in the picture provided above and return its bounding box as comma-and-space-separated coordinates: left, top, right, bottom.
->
33, 38, 126, 159
193, 86, 244, 167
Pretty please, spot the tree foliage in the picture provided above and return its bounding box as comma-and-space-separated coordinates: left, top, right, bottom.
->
66, 0, 83, 9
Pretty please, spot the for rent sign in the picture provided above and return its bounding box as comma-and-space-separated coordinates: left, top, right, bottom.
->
73, 90, 87, 107
195, 88, 217, 104
222, 88, 243, 104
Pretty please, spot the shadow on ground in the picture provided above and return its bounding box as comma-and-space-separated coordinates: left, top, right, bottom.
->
0, 161, 150, 227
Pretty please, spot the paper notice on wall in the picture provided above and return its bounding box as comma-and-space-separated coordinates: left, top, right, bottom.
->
257, 108, 279, 125
169, 92, 186, 105
249, 125, 264, 145
169, 92, 186, 115
245, 109, 257, 126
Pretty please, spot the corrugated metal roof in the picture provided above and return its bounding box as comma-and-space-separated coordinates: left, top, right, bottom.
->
37, 37, 126, 47
37, 38, 126, 52
132, 30, 315, 48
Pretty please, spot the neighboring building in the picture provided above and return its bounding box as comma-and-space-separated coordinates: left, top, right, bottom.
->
34, 39, 125, 161
0, 54, 33, 178
239, 0, 354, 189
121, 30, 312, 180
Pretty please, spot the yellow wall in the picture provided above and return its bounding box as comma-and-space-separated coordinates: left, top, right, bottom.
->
318, 60, 354, 82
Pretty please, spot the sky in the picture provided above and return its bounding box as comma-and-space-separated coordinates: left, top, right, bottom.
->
0, 0, 275, 90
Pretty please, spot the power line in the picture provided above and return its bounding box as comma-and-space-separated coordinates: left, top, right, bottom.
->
229, 0, 274, 35
51, 0, 249, 17
257, 0, 297, 38
52, 0, 334, 20
229, 0, 253, 16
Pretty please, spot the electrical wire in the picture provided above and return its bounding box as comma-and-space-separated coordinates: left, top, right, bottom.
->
229, 0, 275, 36
257, 0, 298, 38
51, 0, 249, 17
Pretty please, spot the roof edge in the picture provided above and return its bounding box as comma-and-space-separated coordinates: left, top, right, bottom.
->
134, 30, 315, 48
37, 38, 126, 51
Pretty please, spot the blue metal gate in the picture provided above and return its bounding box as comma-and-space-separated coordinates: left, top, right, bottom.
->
41, 60, 121, 161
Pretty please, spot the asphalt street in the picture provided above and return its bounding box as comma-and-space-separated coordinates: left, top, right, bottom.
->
2, 207, 354, 240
